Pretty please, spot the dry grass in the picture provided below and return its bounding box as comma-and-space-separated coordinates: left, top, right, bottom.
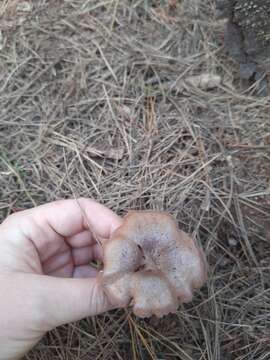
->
1, 0, 270, 359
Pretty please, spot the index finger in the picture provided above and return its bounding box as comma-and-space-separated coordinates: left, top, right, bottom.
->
1, 198, 121, 263
31, 198, 122, 239
2, 198, 122, 262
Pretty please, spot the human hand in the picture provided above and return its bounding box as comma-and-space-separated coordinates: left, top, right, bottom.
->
0, 198, 122, 360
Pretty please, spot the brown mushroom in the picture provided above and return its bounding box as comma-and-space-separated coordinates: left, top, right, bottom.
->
100, 211, 207, 318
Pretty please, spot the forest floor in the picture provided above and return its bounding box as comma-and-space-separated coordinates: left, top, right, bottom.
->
1, 1, 270, 359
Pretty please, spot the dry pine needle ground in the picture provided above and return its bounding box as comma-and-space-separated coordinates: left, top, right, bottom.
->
1, 1, 270, 359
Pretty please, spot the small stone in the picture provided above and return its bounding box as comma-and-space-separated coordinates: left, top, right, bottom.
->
228, 238, 237, 247
122, 105, 132, 116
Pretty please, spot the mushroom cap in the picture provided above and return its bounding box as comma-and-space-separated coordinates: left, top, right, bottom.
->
101, 211, 207, 318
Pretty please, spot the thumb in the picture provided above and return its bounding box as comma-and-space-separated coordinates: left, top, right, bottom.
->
31, 275, 112, 330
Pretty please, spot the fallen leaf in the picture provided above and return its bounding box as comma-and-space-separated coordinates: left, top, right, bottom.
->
173, 73, 222, 91
17, 1, 32, 12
